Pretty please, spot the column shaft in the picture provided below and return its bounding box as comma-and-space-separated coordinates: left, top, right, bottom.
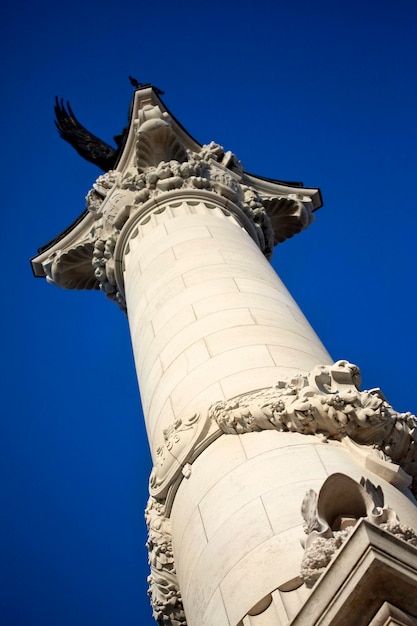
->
122, 196, 331, 457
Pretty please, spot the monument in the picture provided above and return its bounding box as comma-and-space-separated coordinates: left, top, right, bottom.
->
31, 86, 417, 625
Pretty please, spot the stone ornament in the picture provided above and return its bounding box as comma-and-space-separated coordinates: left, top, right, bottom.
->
32, 88, 320, 309
146, 358, 417, 526
300, 473, 417, 588
144, 357, 417, 619
145, 497, 186, 626
210, 360, 417, 497
149, 410, 222, 514
150, 412, 203, 499
81, 136, 276, 308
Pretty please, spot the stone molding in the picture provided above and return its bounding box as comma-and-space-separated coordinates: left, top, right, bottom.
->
369, 603, 417, 626
45, 137, 278, 309
149, 410, 220, 504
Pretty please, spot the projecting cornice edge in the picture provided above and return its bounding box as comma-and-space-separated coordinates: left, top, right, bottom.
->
31, 86, 323, 295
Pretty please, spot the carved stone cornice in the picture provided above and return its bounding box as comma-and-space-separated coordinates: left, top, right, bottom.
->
31, 88, 321, 307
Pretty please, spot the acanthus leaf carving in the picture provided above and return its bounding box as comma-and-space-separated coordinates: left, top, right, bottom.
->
84, 139, 276, 307
34, 94, 319, 302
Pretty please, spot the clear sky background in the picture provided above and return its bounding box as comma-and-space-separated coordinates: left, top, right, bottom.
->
2, 1, 417, 624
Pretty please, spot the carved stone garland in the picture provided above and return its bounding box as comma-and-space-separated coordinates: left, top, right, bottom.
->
85, 137, 275, 309
145, 360, 417, 621
145, 497, 187, 626
209, 360, 417, 498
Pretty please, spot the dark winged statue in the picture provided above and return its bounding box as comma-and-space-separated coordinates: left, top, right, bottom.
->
54, 97, 127, 171
54, 79, 164, 171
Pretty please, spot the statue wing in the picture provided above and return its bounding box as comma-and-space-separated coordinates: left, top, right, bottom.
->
54, 97, 118, 171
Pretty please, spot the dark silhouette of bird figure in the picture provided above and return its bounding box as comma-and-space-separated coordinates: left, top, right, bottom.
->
54, 79, 164, 170
129, 75, 141, 88
54, 97, 127, 171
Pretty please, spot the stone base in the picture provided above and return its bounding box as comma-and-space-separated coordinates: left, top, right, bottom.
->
290, 520, 417, 626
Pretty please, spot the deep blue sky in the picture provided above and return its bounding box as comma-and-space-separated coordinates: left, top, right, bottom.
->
2, 1, 417, 624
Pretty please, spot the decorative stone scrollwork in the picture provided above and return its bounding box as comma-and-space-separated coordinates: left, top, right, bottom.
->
300, 473, 417, 587
209, 360, 417, 497
85, 170, 123, 215
150, 412, 204, 500
145, 497, 187, 626
144, 361, 417, 619
149, 409, 221, 516
118, 138, 274, 258
56, 135, 276, 308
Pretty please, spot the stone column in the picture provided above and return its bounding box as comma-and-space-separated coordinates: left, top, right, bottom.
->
119, 190, 331, 455
32, 88, 417, 626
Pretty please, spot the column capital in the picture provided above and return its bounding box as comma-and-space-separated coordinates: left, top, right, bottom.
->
31, 88, 322, 309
